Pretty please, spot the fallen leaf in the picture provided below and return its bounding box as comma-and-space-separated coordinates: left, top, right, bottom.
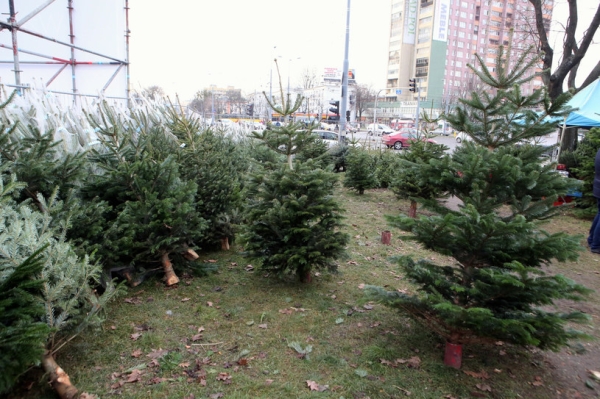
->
476, 383, 492, 392
244, 264, 254, 271
495, 341, 504, 346
590, 370, 600, 381
331, 294, 337, 299
499, 350, 506, 356
206, 259, 217, 263
246, 320, 254, 326
237, 358, 248, 366
110, 325, 116, 330
124, 297, 142, 304
258, 324, 268, 329
207, 301, 213, 307
209, 394, 224, 399
358, 283, 365, 289
126, 369, 143, 383
181, 298, 191, 302
179, 362, 190, 368
363, 304, 373, 310
265, 379, 274, 385
191, 334, 203, 341
532, 376, 543, 386
407, 356, 421, 369
130, 333, 142, 341
131, 349, 142, 358
216, 372, 231, 382
307, 380, 319, 391
464, 370, 490, 380
380, 359, 395, 367
279, 308, 292, 315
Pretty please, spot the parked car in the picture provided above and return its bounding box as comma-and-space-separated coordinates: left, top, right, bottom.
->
431, 122, 453, 136
312, 130, 361, 148
345, 123, 359, 133
455, 132, 470, 143
367, 123, 394, 136
382, 128, 436, 150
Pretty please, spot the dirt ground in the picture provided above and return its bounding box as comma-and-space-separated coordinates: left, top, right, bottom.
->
542, 253, 600, 399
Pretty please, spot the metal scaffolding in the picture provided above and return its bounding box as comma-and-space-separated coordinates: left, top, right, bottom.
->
0, 0, 130, 102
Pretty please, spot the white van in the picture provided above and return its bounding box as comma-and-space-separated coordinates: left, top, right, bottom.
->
367, 123, 394, 136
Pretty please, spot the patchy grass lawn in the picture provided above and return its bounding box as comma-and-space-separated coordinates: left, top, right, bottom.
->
8, 187, 599, 399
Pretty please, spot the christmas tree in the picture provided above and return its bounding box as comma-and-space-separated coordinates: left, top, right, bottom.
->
78, 102, 207, 286
242, 61, 349, 282
366, 46, 590, 363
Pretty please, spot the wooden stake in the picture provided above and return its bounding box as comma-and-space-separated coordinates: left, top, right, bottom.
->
381, 230, 391, 245
408, 200, 417, 218
161, 252, 180, 286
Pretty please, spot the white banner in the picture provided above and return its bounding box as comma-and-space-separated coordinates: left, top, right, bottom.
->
403, 0, 418, 44
433, 0, 450, 42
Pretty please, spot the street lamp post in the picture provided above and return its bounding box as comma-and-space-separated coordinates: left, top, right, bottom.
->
287, 57, 301, 95
373, 89, 385, 128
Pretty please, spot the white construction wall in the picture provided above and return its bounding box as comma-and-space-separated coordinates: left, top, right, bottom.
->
0, 0, 128, 100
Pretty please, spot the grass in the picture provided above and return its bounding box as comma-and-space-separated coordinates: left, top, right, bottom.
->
7, 187, 598, 399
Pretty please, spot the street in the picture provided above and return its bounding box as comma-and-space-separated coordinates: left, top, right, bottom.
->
344, 130, 459, 152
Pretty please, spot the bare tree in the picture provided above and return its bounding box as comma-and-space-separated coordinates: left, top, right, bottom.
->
142, 85, 165, 100
299, 67, 319, 90
354, 84, 375, 121
189, 89, 212, 117
528, 0, 600, 98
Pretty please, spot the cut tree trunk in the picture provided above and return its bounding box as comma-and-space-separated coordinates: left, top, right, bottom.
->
182, 248, 199, 261
161, 252, 180, 286
408, 200, 417, 218
41, 351, 80, 399
221, 237, 230, 250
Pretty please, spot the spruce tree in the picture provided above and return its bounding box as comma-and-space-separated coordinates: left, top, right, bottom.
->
343, 148, 379, 195
78, 102, 207, 286
0, 167, 120, 396
242, 62, 349, 282
164, 103, 249, 250
366, 46, 590, 353
388, 140, 447, 217
568, 127, 600, 218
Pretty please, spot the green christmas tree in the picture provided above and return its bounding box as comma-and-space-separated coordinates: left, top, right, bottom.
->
366, 46, 590, 358
164, 103, 249, 250
0, 167, 120, 397
78, 102, 207, 286
343, 148, 379, 195
567, 127, 600, 218
242, 61, 349, 282
389, 140, 447, 217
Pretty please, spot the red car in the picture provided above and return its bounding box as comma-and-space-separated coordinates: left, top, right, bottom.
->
382, 128, 436, 150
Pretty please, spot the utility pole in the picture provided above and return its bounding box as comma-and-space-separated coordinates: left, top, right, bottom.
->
339, 0, 351, 139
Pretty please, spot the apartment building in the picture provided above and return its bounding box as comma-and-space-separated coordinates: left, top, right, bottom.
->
385, 0, 552, 108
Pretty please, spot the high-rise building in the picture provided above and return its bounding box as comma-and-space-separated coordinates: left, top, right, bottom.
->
385, 0, 552, 109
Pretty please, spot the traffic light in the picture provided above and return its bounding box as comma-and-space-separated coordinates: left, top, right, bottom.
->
329, 100, 340, 117
346, 110, 350, 122
409, 78, 417, 93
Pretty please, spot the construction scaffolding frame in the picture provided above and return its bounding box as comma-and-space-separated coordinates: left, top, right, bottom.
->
0, 0, 130, 102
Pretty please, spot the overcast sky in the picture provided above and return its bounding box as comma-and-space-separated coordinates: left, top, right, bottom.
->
128, 0, 391, 100
128, 0, 599, 101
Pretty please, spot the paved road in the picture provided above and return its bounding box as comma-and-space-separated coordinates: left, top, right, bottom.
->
345, 130, 459, 152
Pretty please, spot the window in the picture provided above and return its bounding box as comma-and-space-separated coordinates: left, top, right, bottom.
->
458, 31, 465, 38
455, 71, 462, 77
416, 47, 430, 54
459, 21, 466, 28
460, 11, 467, 17
457, 41, 464, 47
456, 61, 463, 67
416, 57, 429, 66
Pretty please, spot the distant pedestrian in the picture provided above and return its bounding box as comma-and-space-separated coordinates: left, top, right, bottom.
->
588, 148, 600, 253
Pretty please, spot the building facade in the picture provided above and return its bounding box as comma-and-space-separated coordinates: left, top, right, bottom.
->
385, 0, 552, 109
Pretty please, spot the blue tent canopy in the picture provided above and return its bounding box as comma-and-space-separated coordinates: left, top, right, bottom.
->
563, 77, 600, 128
